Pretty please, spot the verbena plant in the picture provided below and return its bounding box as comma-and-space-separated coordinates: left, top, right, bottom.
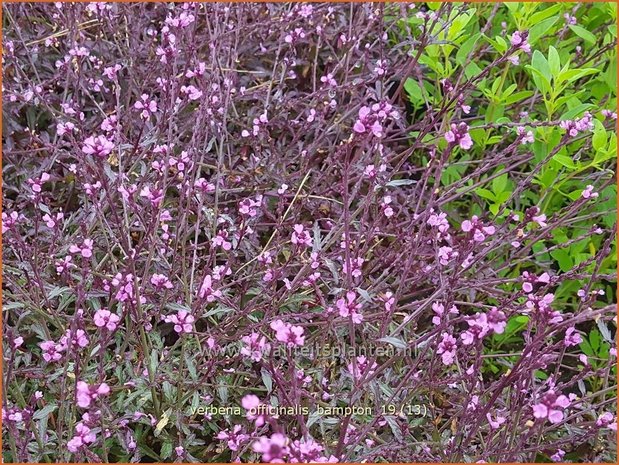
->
2, 2, 617, 463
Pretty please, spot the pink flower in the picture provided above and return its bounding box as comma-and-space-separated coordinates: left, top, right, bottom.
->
581, 185, 599, 199
427, 209, 450, 234
150, 273, 173, 290
291, 224, 313, 248
39, 340, 64, 362
461, 216, 495, 242
270, 319, 305, 347
486, 307, 507, 334
532, 390, 570, 424
213, 230, 233, 250
199, 274, 222, 302
550, 450, 566, 462
242, 394, 267, 427
241, 333, 270, 362
164, 310, 195, 334
69, 238, 94, 258
181, 85, 203, 101
352, 101, 398, 138
381, 196, 394, 218
382, 291, 395, 312
320, 73, 337, 87
444, 122, 473, 150
438, 246, 458, 265
2, 211, 21, 233
347, 355, 378, 381
139, 185, 164, 207
43, 211, 64, 228
561, 327, 582, 347
27, 172, 51, 194
252, 433, 290, 463
486, 412, 506, 429
437, 332, 457, 365
76, 381, 111, 408
596, 412, 616, 430
93, 308, 120, 331
67, 422, 96, 453
134, 94, 158, 119
522, 271, 551, 293
516, 126, 534, 144
336, 291, 363, 324
82, 135, 114, 158
559, 112, 594, 136
216, 425, 248, 452
510, 30, 531, 53
461, 313, 490, 345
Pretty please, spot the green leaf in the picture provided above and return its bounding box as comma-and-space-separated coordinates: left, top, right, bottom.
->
592, 120, 608, 151
553, 154, 577, 169
529, 16, 559, 45
403, 78, 423, 103
525, 65, 551, 95
475, 188, 496, 201
589, 329, 601, 354
503, 91, 534, 105
550, 249, 573, 272
561, 103, 595, 121
532, 50, 552, 82
579, 338, 594, 357
558, 68, 600, 84
529, 4, 562, 25
456, 33, 480, 65
492, 173, 509, 195
547, 46, 561, 79
160, 441, 174, 460
569, 24, 596, 44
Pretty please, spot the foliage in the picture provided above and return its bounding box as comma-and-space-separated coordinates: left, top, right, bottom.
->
2, 2, 616, 463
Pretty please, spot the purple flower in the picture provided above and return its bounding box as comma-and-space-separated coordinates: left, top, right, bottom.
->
252, 433, 290, 463
82, 135, 114, 158
93, 308, 120, 332
76, 381, 110, 409
270, 319, 305, 347
532, 390, 570, 424
164, 310, 195, 334
445, 122, 473, 150
291, 224, 313, 248
564, 327, 582, 347
336, 291, 363, 324
437, 332, 457, 365
510, 30, 531, 53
